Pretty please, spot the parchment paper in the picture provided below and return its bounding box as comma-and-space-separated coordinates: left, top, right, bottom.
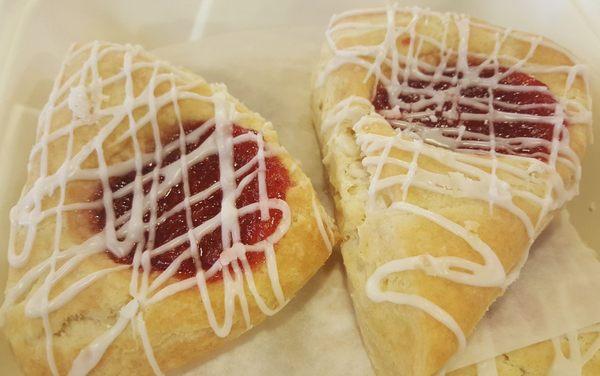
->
152, 28, 600, 374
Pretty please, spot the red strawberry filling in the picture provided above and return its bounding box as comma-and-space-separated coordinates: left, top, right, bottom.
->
90, 123, 291, 279
372, 66, 565, 158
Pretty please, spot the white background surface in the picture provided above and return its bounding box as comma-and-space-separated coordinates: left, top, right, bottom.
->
0, 1, 599, 375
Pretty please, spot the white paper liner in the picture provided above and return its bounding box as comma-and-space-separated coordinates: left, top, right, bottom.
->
152, 29, 600, 374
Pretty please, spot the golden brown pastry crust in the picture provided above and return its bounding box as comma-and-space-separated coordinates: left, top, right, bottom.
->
312, 7, 589, 376
3, 41, 335, 375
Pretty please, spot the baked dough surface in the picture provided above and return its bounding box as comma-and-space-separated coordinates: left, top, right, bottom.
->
2, 41, 335, 375
312, 6, 592, 375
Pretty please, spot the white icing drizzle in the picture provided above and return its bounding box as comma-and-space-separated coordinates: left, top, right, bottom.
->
311, 197, 334, 253
319, 4, 590, 370
471, 324, 600, 375
549, 324, 600, 376
0, 41, 302, 375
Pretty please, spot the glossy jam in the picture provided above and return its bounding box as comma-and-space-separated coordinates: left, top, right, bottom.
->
91, 124, 291, 279
372, 67, 565, 157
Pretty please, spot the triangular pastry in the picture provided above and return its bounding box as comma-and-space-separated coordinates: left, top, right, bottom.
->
312, 6, 590, 375
1, 41, 335, 375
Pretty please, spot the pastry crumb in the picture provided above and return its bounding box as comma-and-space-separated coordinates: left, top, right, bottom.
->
589, 202, 597, 212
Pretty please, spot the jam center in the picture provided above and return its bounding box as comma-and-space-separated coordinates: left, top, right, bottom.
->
372, 66, 565, 158
91, 123, 291, 279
